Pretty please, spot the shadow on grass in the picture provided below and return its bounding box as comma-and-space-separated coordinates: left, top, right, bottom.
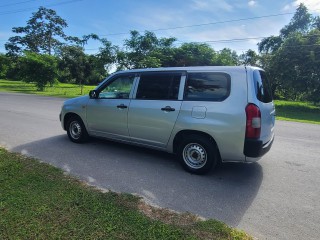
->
12, 135, 263, 227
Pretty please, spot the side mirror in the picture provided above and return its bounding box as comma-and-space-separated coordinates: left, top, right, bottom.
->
89, 90, 98, 99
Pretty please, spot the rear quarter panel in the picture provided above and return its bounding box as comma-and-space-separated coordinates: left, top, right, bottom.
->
168, 68, 248, 162
246, 67, 275, 145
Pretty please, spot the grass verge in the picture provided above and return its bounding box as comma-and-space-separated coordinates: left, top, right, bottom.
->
0, 79, 95, 98
274, 100, 320, 125
0, 148, 251, 240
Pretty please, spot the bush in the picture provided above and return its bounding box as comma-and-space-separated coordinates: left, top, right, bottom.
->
0, 54, 10, 79
18, 52, 58, 91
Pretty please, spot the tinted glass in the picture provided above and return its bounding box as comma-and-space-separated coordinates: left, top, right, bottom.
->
136, 72, 181, 100
98, 75, 135, 99
253, 70, 273, 103
185, 72, 231, 101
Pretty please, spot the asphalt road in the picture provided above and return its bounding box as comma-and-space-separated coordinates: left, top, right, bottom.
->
0, 92, 319, 240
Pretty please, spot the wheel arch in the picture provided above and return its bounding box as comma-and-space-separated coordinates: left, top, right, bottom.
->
173, 130, 221, 161
63, 112, 83, 130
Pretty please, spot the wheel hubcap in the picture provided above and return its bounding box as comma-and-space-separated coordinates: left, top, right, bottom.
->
69, 121, 81, 140
183, 143, 207, 169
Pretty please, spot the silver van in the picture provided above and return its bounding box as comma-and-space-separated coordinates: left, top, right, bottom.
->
60, 66, 275, 174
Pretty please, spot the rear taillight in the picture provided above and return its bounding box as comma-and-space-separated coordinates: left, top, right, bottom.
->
245, 104, 261, 139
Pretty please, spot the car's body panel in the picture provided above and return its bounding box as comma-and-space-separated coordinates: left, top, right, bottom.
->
128, 99, 182, 149
86, 98, 132, 141
245, 67, 275, 161
60, 66, 275, 166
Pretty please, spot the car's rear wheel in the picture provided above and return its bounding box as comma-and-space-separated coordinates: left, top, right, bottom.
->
177, 135, 217, 174
67, 116, 88, 143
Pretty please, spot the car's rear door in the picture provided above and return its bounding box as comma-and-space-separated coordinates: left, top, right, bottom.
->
128, 72, 184, 149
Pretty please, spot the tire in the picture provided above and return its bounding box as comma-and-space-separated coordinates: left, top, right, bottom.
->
177, 135, 217, 174
66, 116, 89, 143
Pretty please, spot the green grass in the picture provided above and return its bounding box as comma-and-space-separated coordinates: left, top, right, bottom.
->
0, 148, 251, 240
0, 79, 96, 98
274, 100, 320, 124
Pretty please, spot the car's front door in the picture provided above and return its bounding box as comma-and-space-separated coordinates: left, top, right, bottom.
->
128, 72, 184, 149
86, 74, 135, 141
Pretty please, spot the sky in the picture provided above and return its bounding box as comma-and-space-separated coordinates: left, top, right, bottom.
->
0, 0, 320, 55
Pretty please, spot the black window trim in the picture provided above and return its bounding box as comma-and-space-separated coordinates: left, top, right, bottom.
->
133, 71, 186, 101
183, 71, 231, 102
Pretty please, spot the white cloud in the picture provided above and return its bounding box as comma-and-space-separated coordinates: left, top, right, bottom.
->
283, 0, 320, 13
248, 0, 256, 7
294, 0, 320, 10
282, 4, 291, 11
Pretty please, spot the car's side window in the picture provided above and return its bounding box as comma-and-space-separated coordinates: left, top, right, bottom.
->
136, 72, 181, 100
98, 75, 135, 99
185, 72, 231, 101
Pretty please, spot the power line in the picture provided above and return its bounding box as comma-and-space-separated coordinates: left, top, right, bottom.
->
0, 0, 37, 8
0, 0, 83, 16
98, 12, 297, 37
95, 7, 320, 37
83, 43, 320, 52
176, 36, 266, 44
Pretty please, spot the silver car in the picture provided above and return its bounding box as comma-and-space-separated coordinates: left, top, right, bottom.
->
60, 66, 275, 174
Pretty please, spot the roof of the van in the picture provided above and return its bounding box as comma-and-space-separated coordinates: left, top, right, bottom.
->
114, 65, 263, 74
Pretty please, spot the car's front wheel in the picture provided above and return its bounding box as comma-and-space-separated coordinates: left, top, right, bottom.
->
177, 135, 217, 174
66, 116, 88, 143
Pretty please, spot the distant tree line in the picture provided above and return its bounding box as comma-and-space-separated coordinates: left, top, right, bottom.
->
0, 4, 319, 103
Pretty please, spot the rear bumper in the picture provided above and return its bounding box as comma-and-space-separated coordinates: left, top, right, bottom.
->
244, 134, 274, 158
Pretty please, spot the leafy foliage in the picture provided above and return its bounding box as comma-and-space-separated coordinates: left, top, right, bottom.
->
5, 7, 71, 56
258, 3, 320, 102
18, 52, 58, 91
0, 54, 10, 79
280, 4, 312, 37
117, 30, 177, 69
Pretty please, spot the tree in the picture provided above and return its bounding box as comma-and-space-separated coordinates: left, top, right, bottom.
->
0, 54, 10, 79
280, 3, 312, 38
172, 43, 217, 66
257, 3, 320, 102
214, 48, 239, 66
258, 35, 283, 54
68, 33, 100, 48
98, 38, 118, 71
18, 52, 58, 91
118, 30, 177, 69
5, 7, 69, 56
57, 45, 88, 85
239, 49, 259, 66
259, 4, 312, 55
312, 16, 320, 30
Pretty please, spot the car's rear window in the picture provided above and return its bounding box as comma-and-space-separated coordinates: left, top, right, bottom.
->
253, 70, 273, 103
184, 72, 231, 101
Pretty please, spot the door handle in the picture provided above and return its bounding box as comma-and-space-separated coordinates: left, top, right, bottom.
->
117, 104, 127, 109
161, 106, 175, 112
